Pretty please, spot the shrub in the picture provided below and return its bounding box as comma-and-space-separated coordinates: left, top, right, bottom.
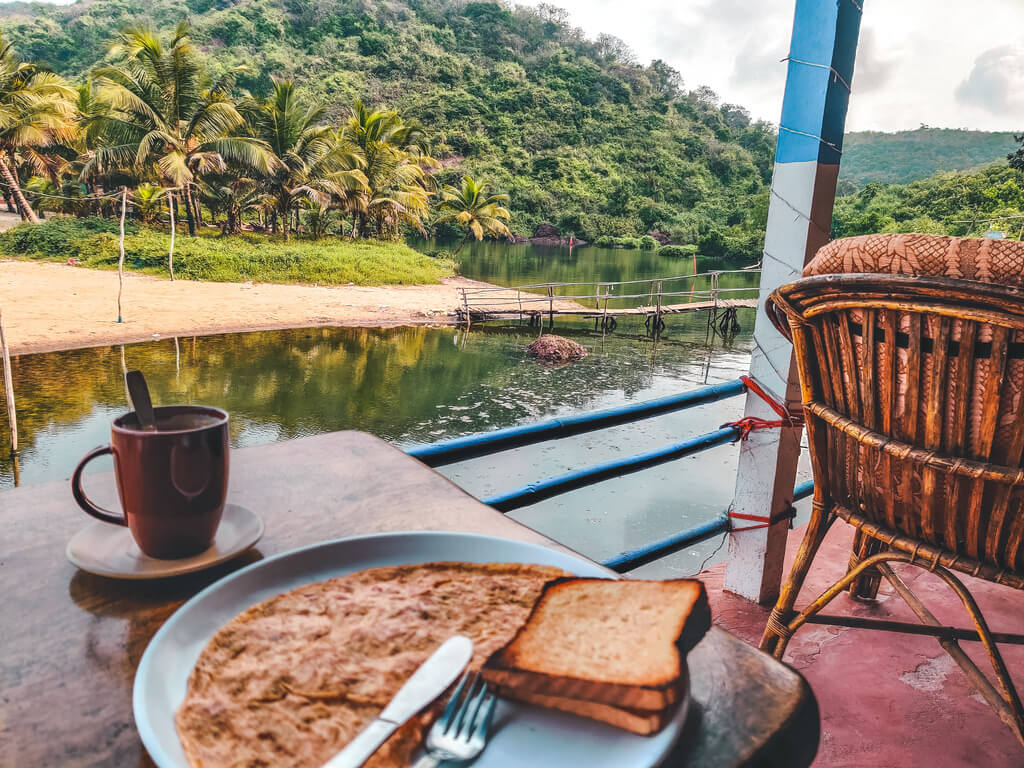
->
0, 220, 456, 286
639, 235, 658, 249
594, 235, 615, 247
3, 216, 138, 261
658, 244, 698, 257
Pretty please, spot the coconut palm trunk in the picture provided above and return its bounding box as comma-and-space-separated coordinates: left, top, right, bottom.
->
182, 182, 197, 236
0, 152, 37, 223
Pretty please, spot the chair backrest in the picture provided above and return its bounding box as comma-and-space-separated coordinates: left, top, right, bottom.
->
768, 256, 1024, 577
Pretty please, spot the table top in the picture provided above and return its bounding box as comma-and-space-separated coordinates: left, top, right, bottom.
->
1, 430, 818, 767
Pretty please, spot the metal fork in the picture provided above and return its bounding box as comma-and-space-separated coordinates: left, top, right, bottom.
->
411, 671, 497, 768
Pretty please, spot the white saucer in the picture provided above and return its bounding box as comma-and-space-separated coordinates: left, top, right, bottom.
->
66, 504, 264, 580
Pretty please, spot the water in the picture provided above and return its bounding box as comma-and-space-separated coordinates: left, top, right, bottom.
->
0, 241, 767, 575
419, 239, 761, 308
0, 321, 755, 575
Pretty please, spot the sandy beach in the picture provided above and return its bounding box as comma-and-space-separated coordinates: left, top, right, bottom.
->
0, 260, 491, 355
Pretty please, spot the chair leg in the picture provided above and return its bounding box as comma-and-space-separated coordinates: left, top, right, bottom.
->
772, 548, 1024, 746
760, 497, 832, 659
876, 561, 1024, 745
847, 530, 884, 600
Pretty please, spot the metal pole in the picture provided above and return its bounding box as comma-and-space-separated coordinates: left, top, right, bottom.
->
407, 378, 746, 466
0, 303, 17, 456
117, 186, 126, 323
547, 285, 554, 328
484, 426, 740, 512
725, 0, 864, 605
167, 189, 176, 281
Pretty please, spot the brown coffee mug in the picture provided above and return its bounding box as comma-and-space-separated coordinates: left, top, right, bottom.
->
72, 405, 230, 559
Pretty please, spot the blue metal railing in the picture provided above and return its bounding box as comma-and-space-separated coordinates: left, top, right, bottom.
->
404, 378, 813, 573
407, 379, 745, 468
601, 479, 815, 572
483, 426, 741, 512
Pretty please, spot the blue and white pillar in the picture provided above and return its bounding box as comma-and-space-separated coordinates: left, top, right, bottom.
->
724, 0, 863, 603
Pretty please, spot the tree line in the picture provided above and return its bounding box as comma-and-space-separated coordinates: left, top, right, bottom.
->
0, 22, 512, 246
0, 0, 780, 259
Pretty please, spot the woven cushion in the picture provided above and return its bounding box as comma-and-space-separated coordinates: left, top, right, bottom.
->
804, 233, 1024, 284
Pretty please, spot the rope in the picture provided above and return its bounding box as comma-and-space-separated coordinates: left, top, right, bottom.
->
781, 56, 852, 92
0, 179, 128, 202
721, 376, 804, 533
777, 125, 842, 154
729, 505, 798, 533
723, 374, 804, 442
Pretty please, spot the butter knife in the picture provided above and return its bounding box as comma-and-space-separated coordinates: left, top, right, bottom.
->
322, 635, 474, 768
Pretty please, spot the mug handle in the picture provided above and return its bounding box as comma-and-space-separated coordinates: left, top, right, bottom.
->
71, 445, 127, 526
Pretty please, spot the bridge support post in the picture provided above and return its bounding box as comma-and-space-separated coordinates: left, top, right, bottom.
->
724, 0, 863, 604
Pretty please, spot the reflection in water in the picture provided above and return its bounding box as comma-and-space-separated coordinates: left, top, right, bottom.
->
417, 239, 760, 308
1, 314, 755, 575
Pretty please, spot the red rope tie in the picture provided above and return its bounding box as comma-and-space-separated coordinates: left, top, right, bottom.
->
723, 375, 804, 442
729, 505, 798, 533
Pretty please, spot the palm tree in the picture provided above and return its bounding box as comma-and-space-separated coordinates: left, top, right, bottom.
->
437, 175, 513, 253
341, 100, 436, 239
199, 179, 271, 234
84, 23, 278, 235
133, 182, 165, 223
0, 33, 76, 222
245, 78, 365, 240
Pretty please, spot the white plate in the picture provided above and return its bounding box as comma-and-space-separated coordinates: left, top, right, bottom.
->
67, 504, 263, 579
134, 532, 689, 767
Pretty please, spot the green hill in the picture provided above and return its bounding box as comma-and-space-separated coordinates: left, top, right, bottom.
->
0, 0, 775, 258
832, 163, 1024, 240
839, 128, 1019, 190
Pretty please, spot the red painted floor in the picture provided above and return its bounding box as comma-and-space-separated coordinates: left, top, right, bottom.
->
699, 522, 1024, 767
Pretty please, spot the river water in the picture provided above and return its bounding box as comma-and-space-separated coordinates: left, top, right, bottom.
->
0, 243, 762, 576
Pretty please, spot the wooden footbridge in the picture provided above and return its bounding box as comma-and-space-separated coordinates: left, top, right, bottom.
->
457, 269, 760, 334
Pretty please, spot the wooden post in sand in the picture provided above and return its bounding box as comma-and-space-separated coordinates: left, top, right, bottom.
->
0, 303, 17, 456
167, 189, 176, 281
117, 186, 127, 323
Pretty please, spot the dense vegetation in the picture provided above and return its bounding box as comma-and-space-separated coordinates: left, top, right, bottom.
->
838, 128, 1020, 190
832, 163, 1024, 240
0, 0, 777, 260
0, 217, 455, 284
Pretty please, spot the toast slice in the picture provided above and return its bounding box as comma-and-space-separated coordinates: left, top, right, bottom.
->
494, 668, 687, 735
482, 578, 710, 711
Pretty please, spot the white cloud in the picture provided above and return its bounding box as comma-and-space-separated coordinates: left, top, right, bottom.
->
7, 0, 1024, 131
955, 45, 1024, 115
517, 0, 1024, 132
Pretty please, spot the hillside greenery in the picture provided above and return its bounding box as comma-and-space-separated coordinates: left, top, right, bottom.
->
838, 128, 1020, 190
0, 0, 777, 261
832, 163, 1024, 240
0, 217, 456, 284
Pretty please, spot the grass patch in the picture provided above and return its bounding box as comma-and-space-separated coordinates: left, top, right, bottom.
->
0, 217, 457, 286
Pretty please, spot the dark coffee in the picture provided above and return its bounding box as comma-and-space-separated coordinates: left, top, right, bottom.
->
122, 412, 222, 432
72, 405, 230, 559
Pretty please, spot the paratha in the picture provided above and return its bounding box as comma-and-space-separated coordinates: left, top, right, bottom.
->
176, 562, 568, 767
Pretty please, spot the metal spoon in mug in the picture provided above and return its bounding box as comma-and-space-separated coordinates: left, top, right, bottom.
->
125, 370, 157, 431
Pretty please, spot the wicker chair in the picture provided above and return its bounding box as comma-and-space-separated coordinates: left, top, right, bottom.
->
760, 234, 1024, 743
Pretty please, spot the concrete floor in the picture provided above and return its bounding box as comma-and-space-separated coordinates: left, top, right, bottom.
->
699, 522, 1024, 767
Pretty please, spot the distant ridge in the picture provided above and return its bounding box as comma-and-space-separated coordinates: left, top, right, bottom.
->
839, 128, 1019, 189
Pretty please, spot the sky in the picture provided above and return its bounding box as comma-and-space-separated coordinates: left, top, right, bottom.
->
516, 0, 1024, 133
9, 0, 1024, 132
